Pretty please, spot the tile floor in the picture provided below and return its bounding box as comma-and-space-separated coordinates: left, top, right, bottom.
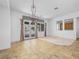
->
0, 37, 79, 59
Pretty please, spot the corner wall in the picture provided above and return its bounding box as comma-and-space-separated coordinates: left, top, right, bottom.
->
11, 10, 48, 42
11, 10, 30, 42
11, 10, 37, 42
0, 6, 11, 50
76, 19, 79, 38
48, 12, 79, 40
11, 10, 22, 42
10, 10, 29, 42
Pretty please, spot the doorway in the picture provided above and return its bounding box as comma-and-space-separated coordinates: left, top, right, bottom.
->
37, 22, 45, 38
23, 18, 46, 40
23, 20, 36, 40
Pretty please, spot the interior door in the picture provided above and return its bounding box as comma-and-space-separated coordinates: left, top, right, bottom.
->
24, 20, 36, 40
37, 23, 40, 37
37, 22, 45, 37
30, 21, 36, 39
24, 19, 45, 39
24, 20, 31, 39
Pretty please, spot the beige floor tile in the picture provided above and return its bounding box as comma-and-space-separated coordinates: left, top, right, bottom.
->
0, 38, 79, 59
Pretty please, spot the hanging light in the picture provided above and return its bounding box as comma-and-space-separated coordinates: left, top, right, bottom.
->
31, 0, 36, 17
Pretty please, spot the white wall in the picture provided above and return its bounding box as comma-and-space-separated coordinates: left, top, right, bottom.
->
11, 10, 37, 42
0, 6, 11, 50
11, 10, 47, 42
76, 18, 79, 38
11, 10, 26, 42
48, 11, 79, 40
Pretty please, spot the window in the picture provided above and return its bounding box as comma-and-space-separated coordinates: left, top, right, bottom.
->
57, 21, 63, 31
31, 27, 35, 31
24, 22, 29, 24
25, 34, 29, 37
64, 18, 73, 30
41, 24, 44, 31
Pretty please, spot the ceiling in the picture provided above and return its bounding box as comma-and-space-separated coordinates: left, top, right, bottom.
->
0, 0, 9, 8
0, 0, 79, 18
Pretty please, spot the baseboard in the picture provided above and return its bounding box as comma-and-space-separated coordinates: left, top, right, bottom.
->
0, 48, 10, 51
11, 40, 22, 45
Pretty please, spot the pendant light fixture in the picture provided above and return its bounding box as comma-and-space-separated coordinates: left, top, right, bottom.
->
31, 0, 36, 17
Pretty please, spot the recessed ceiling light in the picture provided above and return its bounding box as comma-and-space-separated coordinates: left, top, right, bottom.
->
54, 7, 59, 10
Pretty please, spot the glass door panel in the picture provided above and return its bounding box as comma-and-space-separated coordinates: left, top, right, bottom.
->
24, 20, 31, 40
30, 21, 36, 39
